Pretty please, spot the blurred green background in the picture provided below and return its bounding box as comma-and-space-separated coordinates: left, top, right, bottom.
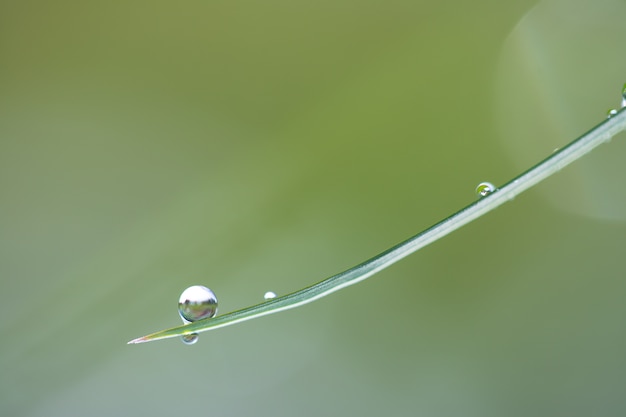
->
2, 0, 626, 416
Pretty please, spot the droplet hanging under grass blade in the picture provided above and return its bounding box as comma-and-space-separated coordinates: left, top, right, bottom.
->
181, 333, 199, 345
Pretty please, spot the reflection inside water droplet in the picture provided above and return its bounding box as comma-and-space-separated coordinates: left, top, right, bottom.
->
476, 182, 497, 197
264, 291, 277, 300
178, 285, 218, 322
177, 285, 218, 345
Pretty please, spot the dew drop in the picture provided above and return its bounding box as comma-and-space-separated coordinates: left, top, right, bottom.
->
607, 108, 618, 118
475, 182, 497, 197
177, 285, 218, 345
181, 333, 199, 345
264, 291, 277, 300
178, 285, 218, 322
621, 83, 626, 108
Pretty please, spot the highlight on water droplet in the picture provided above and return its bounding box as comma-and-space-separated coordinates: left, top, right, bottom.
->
607, 109, 618, 118
264, 291, 277, 300
177, 285, 218, 345
475, 182, 497, 197
181, 333, 199, 345
621, 83, 626, 108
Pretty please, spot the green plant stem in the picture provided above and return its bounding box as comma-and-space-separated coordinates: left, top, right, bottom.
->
129, 106, 626, 344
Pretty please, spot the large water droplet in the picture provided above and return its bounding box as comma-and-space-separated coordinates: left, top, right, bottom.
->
178, 285, 218, 322
607, 108, 618, 118
264, 291, 277, 300
475, 182, 496, 197
178, 285, 218, 345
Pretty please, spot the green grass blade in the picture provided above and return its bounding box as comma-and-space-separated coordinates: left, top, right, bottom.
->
129, 106, 626, 345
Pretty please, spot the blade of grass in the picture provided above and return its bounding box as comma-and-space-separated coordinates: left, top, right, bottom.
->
129, 105, 626, 345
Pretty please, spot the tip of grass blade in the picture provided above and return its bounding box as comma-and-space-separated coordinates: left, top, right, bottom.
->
127, 337, 148, 344
127, 330, 174, 344
127, 325, 187, 345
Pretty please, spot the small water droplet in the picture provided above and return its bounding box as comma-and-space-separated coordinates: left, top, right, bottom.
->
178, 285, 218, 345
475, 182, 497, 197
621, 83, 626, 108
264, 291, 277, 300
607, 108, 618, 118
181, 333, 199, 345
